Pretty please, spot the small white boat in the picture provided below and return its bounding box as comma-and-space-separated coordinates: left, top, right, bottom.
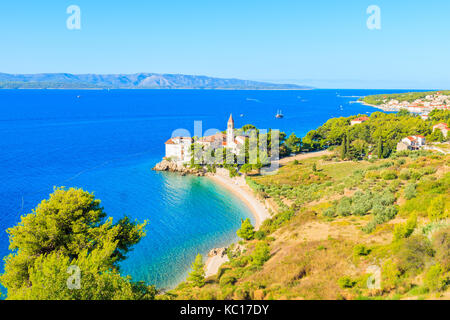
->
275, 110, 284, 119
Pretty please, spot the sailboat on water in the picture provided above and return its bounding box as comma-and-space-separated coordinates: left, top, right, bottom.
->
275, 110, 284, 119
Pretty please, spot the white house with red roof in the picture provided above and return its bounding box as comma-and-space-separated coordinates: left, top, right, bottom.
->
165, 136, 193, 163
350, 116, 369, 126
433, 123, 449, 138
397, 135, 426, 151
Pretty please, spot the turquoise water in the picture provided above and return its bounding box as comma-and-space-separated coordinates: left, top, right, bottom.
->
70, 160, 254, 289
0, 89, 409, 293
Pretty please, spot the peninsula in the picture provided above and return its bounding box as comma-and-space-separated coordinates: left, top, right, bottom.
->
360, 91, 450, 115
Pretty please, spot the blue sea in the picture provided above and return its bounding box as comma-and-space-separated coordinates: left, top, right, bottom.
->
0, 89, 410, 293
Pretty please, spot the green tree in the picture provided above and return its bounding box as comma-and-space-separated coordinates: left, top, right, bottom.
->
345, 133, 351, 157
424, 264, 447, 292
341, 134, 347, 159
187, 254, 205, 287
428, 195, 447, 221
251, 242, 271, 266
0, 187, 154, 300
284, 133, 302, 154
376, 137, 383, 159
240, 163, 253, 176
237, 218, 255, 241
404, 183, 417, 200
393, 212, 417, 241
429, 129, 445, 142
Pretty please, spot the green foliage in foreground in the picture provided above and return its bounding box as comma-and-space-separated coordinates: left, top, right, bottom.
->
0, 187, 155, 300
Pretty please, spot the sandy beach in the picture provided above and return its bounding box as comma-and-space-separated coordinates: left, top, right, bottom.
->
209, 174, 271, 229
204, 173, 271, 277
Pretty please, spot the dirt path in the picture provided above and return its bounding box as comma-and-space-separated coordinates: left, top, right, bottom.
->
279, 150, 333, 165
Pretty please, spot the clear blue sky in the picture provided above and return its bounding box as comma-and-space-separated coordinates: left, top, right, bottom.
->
1, 0, 449, 89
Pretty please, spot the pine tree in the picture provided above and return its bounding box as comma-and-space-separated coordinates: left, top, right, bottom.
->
187, 254, 205, 287
341, 135, 347, 159
345, 133, 350, 157
237, 218, 255, 240
377, 137, 383, 159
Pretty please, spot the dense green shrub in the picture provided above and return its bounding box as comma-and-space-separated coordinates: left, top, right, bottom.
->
363, 191, 398, 233
424, 264, 448, 292
350, 191, 372, 216
336, 197, 352, 216
432, 228, 450, 272
428, 195, 447, 221
404, 183, 417, 200
393, 213, 417, 241
254, 230, 267, 240
397, 235, 434, 274
219, 274, 237, 287
353, 244, 371, 257
410, 170, 423, 181
251, 242, 271, 267
365, 171, 380, 179
237, 219, 255, 241
338, 276, 356, 288
399, 169, 411, 180
381, 170, 398, 180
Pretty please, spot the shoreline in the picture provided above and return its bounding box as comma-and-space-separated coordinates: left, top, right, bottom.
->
208, 174, 271, 230
359, 100, 406, 112
204, 173, 271, 277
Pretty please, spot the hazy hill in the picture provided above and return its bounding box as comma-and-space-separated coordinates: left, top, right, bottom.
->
0, 73, 311, 90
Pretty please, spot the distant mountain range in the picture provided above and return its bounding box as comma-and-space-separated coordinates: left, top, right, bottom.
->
0, 73, 311, 90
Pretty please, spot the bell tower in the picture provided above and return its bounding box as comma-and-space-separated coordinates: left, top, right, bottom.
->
227, 114, 235, 147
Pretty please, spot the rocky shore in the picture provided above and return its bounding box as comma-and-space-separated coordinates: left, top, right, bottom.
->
152, 159, 207, 176
208, 247, 227, 258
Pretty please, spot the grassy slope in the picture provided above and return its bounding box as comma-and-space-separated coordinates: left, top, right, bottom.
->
163, 151, 449, 300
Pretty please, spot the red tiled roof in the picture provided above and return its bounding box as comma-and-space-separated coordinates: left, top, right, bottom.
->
434, 123, 449, 129
198, 133, 226, 143
352, 116, 369, 122
165, 137, 192, 144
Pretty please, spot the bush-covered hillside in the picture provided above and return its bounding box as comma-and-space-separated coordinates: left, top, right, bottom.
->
302, 110, 450, 158
164, 151, 449, 300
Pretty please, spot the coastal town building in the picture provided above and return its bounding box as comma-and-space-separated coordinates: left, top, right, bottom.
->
433, 123, 449, 138
165, 136, 193, 163
374, 92, 450, 113
350, 116, 369, 126
396, 135, 426, 152
165, 114, 247, 163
